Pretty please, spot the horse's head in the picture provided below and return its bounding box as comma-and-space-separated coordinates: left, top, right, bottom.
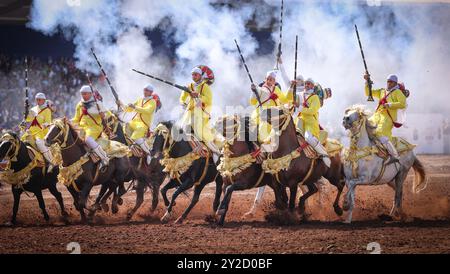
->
45, 118, 69, 147
151, 121, 174, 158
0, 132, 20, 161
343, 105, 372, 131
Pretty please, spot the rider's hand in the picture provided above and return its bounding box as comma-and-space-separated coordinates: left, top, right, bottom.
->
251, 84, 257, 92
363, 73, 370, 81
191, 92, 199, 98
128, 103, 135, 109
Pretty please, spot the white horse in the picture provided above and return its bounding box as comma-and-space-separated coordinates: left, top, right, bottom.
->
341, 105, 427, 223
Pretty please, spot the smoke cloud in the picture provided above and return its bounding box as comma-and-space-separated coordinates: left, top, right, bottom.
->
28, 0, 450, 140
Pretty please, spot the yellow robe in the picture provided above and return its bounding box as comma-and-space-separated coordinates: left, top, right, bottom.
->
124, 97, 156, 140
72, 101, 104, 140
365, 84, 407, 139
179, 80, 216, 143
296, 92, 321, 138
22, 105, 52, 141
250, 85, 290, 143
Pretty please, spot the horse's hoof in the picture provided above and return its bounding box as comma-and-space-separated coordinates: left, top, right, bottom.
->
4, 221, 15, 227
161, 212, 171, 223
101, 203, 109, 213
44, 214, 50, 222
61, 211, 69, 218
342, 220, 352, 224
215, 209, 225, 217
112, 206, 119, 214
126, 211, 134, 221
241, 211, 255, 220
334, 206, 344, 216
117, 198, 123, 206
342, 203, 350, 212
174, 217, 184, 224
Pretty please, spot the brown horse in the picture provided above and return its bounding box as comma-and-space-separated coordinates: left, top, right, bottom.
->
151, 121, 223, 224
261, 107, 344, 218
45, 118, 130, 223
214, 115, 288, 225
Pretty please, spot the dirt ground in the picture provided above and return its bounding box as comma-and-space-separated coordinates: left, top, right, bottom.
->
0, 155, 449, 254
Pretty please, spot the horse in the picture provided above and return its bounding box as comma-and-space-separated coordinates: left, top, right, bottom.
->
260, 106, 345, 218
0, 132, 68, 225
44, 118, 130, 223
213, 115, 288, 225
151, 121, 223, 224
342, 105, 427, 223
103, 114, 165, 220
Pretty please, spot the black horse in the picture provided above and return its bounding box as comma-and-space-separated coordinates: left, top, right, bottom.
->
101, 115, 166, 220
0, 132, 68, 225
45, 118, 131, 223
151, 121, 223, 224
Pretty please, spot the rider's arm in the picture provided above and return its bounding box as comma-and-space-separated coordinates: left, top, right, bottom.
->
365, 84, 382, 99
386, 89, 407, 110
71, 103, 82, 125
135, 100, 156, 114
301, 95, 320, 115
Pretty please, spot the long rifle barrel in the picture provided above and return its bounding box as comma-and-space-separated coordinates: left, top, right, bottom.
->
23, 56, 29, 120
234, 39, 262, 107
354, 25, 374, 102
275, 0, 284, 69
90, 48, 121, 106
293, 35, 298, 107
131, 69, 190, 93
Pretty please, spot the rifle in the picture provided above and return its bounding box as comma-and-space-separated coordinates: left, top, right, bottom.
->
293, 35, 298, 108
23, 56, 30, 121
275, 0, 284, 70
131, 69, 190, 93
354, 25, 374, 102
234, 39, 262, 107
86, 73, 115, 139
90, 48, 122, 108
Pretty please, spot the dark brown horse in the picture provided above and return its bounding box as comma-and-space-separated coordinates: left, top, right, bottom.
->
151, 121, 222, 224
0, 132, 68, 225
261, 107, 344, 218
44, 118, 130, 223
104, 115, 165, 220
214, 115, 288, 225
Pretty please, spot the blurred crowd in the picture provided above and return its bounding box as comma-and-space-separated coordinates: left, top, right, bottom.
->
0, 53, 84, 131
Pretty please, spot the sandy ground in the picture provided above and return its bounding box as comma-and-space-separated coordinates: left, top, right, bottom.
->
0, 155, 449, 254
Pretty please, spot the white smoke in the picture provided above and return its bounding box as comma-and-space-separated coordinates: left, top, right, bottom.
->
28, 0, 450, 140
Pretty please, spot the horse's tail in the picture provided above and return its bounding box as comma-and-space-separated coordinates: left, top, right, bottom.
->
412, 157, 427, 194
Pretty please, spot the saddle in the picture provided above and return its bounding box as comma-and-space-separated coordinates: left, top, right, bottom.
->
295, 129, 344, 159
372, 137, 416, 159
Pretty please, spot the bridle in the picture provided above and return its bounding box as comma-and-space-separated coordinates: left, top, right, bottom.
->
47, 120, 80, 150
0, 134, 20, 162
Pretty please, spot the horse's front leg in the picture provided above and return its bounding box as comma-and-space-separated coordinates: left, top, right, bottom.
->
161, 178, 193, 223
8, 187, 23, 225
35, 189, 50, 222
243, 186, 265, 219
343, 180, 358, 224
127, 180, 145, 220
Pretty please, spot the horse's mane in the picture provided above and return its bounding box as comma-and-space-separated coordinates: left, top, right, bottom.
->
345, 104, 377, 138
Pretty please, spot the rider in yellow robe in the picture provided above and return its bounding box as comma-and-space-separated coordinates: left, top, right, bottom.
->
364, 74, 407, 164
250, 70, 290, 143
120, 84, 159, 164
72, 85, 110, 168
293, 78, 330, 167
21, 92, 56, 171
179, 67, 223, 157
